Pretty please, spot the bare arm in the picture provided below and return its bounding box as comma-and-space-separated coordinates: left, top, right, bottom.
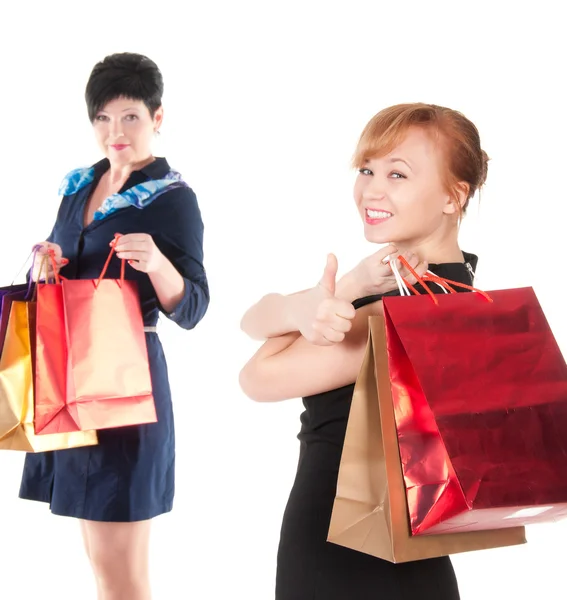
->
238, 247, 426, 400
239, 301, 383, 402
240, 266, 362, 341
239, 245, 421, 342
239, 290, 310, 340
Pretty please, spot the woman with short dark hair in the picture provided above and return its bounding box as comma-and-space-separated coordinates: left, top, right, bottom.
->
20, 52, 209, 600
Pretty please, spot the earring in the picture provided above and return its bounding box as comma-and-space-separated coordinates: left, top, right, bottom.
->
154, 129, 161, 136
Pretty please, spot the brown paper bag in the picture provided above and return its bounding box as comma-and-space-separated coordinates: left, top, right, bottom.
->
327, 315, 526, 563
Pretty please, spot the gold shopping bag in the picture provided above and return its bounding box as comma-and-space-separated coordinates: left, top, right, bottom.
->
0, 300, 98, 452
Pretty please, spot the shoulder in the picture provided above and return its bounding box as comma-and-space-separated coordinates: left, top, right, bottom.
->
156, 182, 197, 203
58, 166, 96, 199
147, 180, 201, 215
140, 181, 204, 238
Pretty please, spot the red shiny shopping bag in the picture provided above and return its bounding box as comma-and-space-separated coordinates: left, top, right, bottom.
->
31, 250, 86, 434
383, 261, 567, 536
34, 274, 77, 434
35, 238, 156, 433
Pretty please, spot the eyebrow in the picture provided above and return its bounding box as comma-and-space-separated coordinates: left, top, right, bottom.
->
388, 157, 413, 171
97, 107, 140, 114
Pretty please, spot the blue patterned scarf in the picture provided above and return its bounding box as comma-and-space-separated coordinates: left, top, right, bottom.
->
59, 164, 188, 220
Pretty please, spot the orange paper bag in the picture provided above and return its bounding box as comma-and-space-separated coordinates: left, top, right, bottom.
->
35, 238, 157, 433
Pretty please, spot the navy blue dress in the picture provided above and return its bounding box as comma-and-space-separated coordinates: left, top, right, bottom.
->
19, 157, 209, 522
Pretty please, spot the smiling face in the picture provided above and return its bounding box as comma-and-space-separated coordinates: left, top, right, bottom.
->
92, 97, 163, 167
353, 126, 460, 248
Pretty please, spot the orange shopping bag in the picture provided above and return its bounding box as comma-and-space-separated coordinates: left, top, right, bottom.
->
34, 237, 157, 433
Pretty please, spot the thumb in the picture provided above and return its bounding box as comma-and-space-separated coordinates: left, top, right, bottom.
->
376, 243, 398, 263
46, 243, 63, 259
319, 253, 338, 295
32, 242, 49, 254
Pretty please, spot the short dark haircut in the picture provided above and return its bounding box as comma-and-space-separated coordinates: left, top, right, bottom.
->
85, 52, 164, 122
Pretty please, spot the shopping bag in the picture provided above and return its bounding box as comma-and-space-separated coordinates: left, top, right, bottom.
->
327, 316, 526, 562
0, 246, 61, 355
0, 284, 30, 356
33, 255, 78, 434
56, 235, 156, 431
0, 298, 98, 451
381, 264, 567, 535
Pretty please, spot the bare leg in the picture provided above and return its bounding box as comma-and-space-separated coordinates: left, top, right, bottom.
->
80, 521, 103, 599
80, 519, 152, 600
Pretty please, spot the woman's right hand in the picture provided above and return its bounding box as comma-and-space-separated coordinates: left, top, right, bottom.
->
336, 245, 428, 302
31, 242, 64, 282
290, 254, 357, 346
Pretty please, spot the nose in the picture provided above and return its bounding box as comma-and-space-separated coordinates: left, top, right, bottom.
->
362, 178, 387, 201
108, 120, 124, 141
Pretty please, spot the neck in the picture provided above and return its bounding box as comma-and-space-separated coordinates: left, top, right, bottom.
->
394, 225, 464, 265
107, 155, 155, 186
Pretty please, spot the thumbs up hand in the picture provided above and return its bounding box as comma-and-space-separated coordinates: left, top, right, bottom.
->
294, 253, 357, 346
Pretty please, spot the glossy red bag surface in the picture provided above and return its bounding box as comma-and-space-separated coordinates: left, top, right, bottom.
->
34, 282, 77, 433
383, 286, 567, 535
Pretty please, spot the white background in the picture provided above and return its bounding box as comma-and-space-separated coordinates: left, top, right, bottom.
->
1, 1, 566, 598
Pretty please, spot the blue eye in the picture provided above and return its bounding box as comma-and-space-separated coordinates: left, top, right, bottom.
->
358, 168, 373, 176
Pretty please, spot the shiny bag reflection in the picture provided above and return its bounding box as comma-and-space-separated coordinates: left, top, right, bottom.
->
383, 269, 567, 535
58, 237, 157, 431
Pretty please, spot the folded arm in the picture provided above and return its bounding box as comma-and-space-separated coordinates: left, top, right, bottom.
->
239, 301, 382, 402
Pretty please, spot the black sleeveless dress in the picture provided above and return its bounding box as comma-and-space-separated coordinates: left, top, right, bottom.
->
275, 254, 478, 600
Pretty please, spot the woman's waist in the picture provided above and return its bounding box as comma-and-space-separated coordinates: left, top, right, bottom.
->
297, 437, 345, 469
298, 410, 349, 449
286, 445, 344, 510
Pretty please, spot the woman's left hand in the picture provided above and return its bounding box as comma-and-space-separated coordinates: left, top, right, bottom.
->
113, 233, 165, 274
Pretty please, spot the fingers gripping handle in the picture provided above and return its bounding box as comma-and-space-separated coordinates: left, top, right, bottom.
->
391, 256, 492, 304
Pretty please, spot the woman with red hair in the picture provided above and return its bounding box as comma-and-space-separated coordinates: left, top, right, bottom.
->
240, 103, 488, 599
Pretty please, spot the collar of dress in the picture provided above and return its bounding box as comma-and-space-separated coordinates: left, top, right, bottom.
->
58, 165, 188, 220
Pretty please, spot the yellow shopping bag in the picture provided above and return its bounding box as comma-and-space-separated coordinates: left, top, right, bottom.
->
0, 300, 98, 452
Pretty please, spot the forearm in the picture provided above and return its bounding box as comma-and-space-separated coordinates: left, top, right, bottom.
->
241, 270, 364, 341
148, 255, 186, 313
240, 290, 312, 340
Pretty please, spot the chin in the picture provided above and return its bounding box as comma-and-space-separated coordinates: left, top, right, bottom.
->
106, 152, 134, 165
363, 225, 393, 245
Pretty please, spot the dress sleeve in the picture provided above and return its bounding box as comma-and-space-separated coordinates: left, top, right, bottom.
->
150, 186, 209, 330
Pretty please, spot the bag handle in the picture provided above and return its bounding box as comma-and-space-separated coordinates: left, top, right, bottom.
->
11, 246, 64, 296
45, 249, 64, 285
391, 256, 493, 305
27, 247, 61, 301
25, 247, 40, 300
95, 233, 125, 289
30, 253, 55, 301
